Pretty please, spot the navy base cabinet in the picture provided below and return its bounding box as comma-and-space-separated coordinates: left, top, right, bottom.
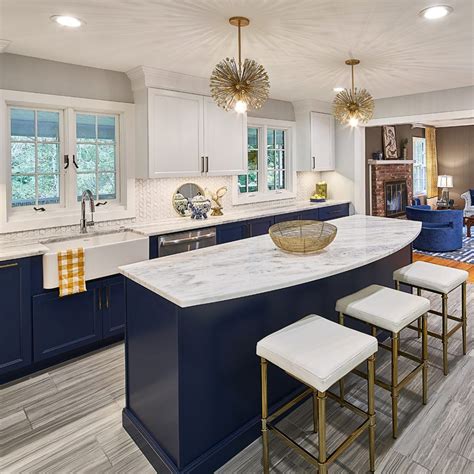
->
32, 276, 125, 363
0, 259, 32, 376
217, 222, 249, 244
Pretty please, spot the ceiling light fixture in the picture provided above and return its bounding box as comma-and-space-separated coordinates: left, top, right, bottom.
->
50, 15, 84, 28
210, 16, 270, 114
333, 59, 374, 127
419, 5, 453, 20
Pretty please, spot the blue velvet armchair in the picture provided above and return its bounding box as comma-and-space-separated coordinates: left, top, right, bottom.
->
406, 205, 463, 252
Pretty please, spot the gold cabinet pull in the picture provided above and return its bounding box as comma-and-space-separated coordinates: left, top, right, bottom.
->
0, 263, 18, 270
106, 286, 110, 309
98, 287, 102, 310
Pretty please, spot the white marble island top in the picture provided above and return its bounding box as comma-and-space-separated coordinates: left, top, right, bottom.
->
119, 215, 421, 308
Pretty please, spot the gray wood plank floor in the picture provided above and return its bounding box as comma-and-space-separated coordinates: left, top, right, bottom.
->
1, 284, 472, 473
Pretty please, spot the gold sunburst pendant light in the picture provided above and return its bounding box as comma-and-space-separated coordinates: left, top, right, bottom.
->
210, 16, 270, 114
333, 59, 374, 127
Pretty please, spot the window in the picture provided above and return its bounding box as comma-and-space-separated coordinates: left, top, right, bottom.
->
413, 137, 427, 195
76, 113, 118, 201
10, 108, 62, 207
237, 119, 294, 203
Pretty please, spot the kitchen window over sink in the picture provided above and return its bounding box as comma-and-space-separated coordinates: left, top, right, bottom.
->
1, 90, 135, 232
235, 118, 296, 204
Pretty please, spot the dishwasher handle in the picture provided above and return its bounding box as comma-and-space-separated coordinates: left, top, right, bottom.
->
160, 232, 216, 247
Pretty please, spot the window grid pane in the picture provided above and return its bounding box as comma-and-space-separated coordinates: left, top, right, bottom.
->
267, 128, 286, 191
10, 108, 61, 207
239, 127, 260, 194
76, 113, 117, 201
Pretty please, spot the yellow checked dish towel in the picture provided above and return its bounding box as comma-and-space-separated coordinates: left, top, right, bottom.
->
57, 248, 86, 297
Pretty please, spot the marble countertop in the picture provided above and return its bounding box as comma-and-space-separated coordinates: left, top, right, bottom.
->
130, 200, 350, 237
0, 200, 348, 261
119, 215, 422, 308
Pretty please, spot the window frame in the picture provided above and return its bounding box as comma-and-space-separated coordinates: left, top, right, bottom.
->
8, 105, 65, 210
233, 117, 296, 205
412, 136, 427, 196
0, 90, 135, 233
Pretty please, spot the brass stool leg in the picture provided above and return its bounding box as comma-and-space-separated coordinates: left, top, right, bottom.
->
442, 294, 449, 375
416, 288, 422, 339
312, 390, 318, 433
317, 391, 327, 474
395, 280, 400, 291
422, 314, 428, 405
367, 355, 376, 472
391, 332, 399, 439
462, 282, 467, 355
338, 312, 345, 405
260, 358, 270, 474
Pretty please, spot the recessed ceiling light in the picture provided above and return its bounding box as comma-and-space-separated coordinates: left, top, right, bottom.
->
333, 87, 344, 92
50, 15, 84, 28
419, 5, 453, 20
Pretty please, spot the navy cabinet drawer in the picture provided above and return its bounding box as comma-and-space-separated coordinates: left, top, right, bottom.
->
102, 276, 126, 339
300, 209, 320, 221
319, 204, 349, 221
0, 259, 32, 376
217, 222, 249, 244
32, 282, 102, 362
249, 216, 275, 236
274, 212, 302, 223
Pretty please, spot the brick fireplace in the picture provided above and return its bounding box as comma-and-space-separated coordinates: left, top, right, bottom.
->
369, 160, 413, 217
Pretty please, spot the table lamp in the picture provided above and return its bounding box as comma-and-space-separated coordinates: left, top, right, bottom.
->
437, 175, 453, 204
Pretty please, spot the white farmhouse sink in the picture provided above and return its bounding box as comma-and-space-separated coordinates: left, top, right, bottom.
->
42, 231, 149, 289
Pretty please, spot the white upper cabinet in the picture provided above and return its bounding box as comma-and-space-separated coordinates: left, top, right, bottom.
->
148, 89, 204, 177
310, 112, 335, 171
203, 97, 247, 176
134, 86, 247, 178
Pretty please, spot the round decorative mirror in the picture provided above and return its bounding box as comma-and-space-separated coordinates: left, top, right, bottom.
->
172, 183, 205, 217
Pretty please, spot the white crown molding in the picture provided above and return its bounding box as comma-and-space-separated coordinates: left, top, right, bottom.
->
0, 39, 11, 53
127, 65, 210, 96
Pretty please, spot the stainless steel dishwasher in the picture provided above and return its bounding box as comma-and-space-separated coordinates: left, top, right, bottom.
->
157, 228, 217, 257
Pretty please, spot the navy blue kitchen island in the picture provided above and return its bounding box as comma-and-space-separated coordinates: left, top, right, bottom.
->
119, 215, 421, 473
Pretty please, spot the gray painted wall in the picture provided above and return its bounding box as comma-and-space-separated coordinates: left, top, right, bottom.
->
0, 53, 134, 103
0, 53, 296, 119
248, 98, 295, 121
373, 86, 474, 119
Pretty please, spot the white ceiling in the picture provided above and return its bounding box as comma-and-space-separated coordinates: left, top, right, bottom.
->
1, 0, 473, 102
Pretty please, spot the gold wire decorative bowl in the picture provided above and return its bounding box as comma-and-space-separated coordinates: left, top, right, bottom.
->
269, 220, 337, 254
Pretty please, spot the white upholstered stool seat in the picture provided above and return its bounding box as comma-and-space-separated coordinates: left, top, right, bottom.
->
393, 261, 468, 294
335, 284, 430, 333
256, 314, 377, 392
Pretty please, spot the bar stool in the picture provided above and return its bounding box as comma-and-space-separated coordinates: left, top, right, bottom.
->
257, 315, 378, 473
393, 261, 468, 375
336, 285, 430, 438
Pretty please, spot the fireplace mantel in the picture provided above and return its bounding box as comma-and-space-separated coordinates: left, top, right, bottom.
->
368, 160, 414, 165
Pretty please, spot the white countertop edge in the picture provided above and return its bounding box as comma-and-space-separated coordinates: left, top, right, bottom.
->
119, 216, 422, 308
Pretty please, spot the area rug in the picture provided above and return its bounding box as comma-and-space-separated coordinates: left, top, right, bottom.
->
414, 229, 474, 264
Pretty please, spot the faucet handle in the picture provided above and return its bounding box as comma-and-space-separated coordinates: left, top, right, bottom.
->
96, 201, 108, 207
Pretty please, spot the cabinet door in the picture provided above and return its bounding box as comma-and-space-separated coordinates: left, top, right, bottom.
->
148, 89, 204, 177
32, 282, 102, 362
310, 112, 335, 171
249, 217, 275, 237
274, 212, 302, 223
217, 222, 249, 244
102, 276, 126, 338
203, 97, 247, 176
0, 259, 32, 376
